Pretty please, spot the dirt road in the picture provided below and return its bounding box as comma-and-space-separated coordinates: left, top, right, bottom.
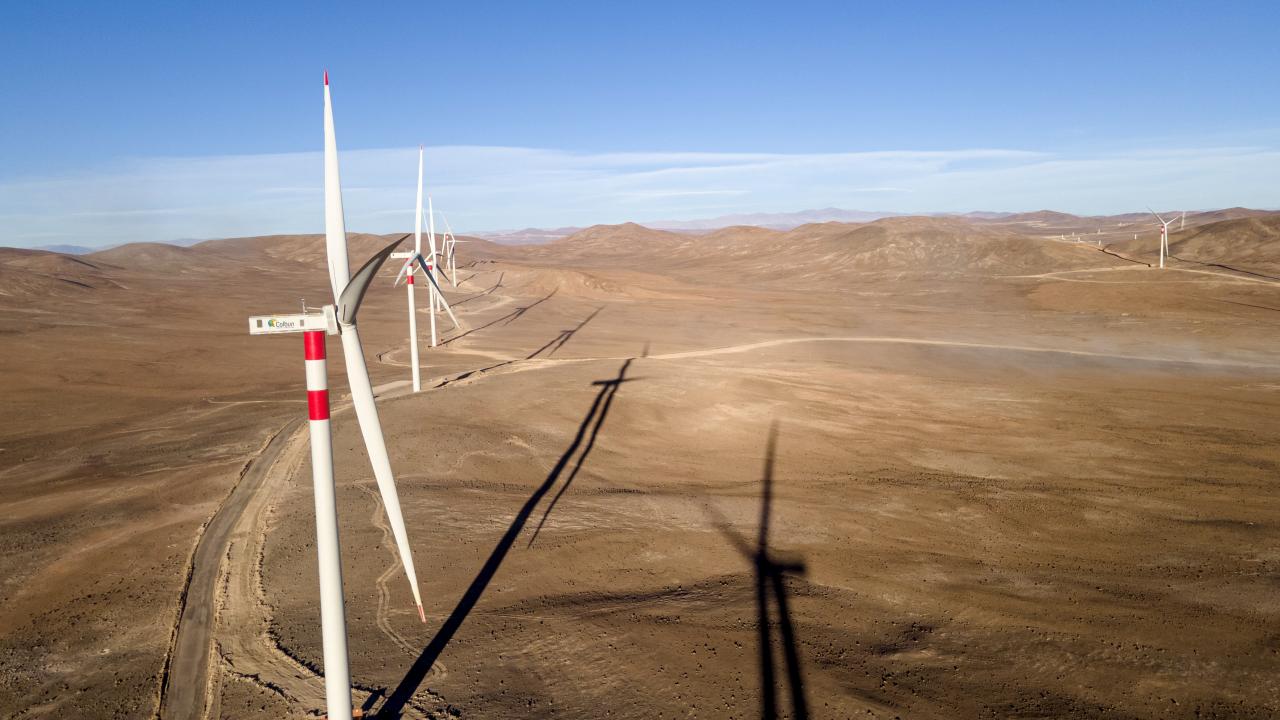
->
159, 420, 300, 720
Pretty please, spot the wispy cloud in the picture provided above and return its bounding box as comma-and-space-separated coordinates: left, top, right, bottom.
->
1, 144, 1276, 248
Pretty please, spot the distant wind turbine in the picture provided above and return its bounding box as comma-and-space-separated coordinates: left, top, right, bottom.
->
1148, 207, 1175, 269
440, 212, 462, 287
394, 147, 425, 392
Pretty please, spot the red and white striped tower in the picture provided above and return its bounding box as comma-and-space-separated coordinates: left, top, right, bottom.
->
303, 330, 353, 720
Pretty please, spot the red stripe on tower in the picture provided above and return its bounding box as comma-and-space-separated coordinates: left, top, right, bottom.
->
304, 331, 326, 360
308, 390, 330, 420
407, 273, 415, 285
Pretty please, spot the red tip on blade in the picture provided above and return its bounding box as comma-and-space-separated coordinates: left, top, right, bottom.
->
323, 69, 329, 85
417, 604, 426, 624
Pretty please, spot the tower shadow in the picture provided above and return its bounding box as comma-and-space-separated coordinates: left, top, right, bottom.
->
711, 423, 810, 720
375, 357, 639, 718
452, 271, 503, 307
435, 306, 609, 389
526, 306, 604, 359
526, 355, 633, 547
443, 287, 555, 344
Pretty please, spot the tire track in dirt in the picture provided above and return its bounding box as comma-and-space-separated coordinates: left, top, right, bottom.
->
357, 484, 442, 665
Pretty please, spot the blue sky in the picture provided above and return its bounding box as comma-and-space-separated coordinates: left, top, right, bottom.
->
2, 1, 1278, 247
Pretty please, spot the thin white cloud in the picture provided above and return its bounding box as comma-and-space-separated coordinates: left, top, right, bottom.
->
0, 144, 1275, 247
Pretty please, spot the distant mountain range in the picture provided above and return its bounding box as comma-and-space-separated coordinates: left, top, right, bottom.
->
20, 238, 209, 255
14, 207, 1276, 251
470, 227, 586, 244
39, 244, 96, 255
646, 207, 901, 230
474, 207, 1274, 244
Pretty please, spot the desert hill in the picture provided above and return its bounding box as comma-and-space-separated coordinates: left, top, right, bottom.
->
525, 216, 1128, 284
0, 247, 125, 298
538, 222, 688, 259
87, 242, 209, 272
1169, 215, 1280, 274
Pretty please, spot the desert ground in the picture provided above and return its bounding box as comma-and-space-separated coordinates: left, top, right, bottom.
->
1, 212, 1279, 719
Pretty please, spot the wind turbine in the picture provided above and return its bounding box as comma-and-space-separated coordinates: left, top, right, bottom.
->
392, 198, 460, 351
389, 147, 426, 392
1148, 207, 1174, 269
440, 212, 465, 287
249, 71, 426, 720
438, 215, 456, 287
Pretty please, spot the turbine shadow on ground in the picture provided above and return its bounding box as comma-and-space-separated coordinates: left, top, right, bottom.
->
709, 423, 810, 720
442, 288, 555, 344
451, 271, 503, 307
526, 355, 633, 547
525, 306, 603, 359
375, 356, 641, 718
1215, 298, 1280, 314
435, 306, 605, 388
1169, 254, 1280, 282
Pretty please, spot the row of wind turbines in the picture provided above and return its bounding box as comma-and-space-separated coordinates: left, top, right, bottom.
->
246, 72, 468, 720
1065, 208, 1187, 269
391, 146, 462, 392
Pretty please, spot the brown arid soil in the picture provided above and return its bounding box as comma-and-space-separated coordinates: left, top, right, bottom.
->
1, 214, 1278, 719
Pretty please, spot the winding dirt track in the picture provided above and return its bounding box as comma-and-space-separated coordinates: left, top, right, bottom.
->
1006, 263, 1280, 286
159, 420, 300, 720
161, 380, 432, 720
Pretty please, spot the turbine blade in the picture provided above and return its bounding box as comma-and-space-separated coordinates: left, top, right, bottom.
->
1147, 206, 1167, 224
324, 76, 424, 622
415, 146, 424, 255
338, 235, 407, 325
337, 324, 425, 619
392, 258, 412, 287
323, 76, 351, 302
416, 255, 461, 328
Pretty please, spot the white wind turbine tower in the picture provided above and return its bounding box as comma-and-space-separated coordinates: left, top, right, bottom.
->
393, 199, 460, 351
1148, 207, 1175, 269
248, 71, 426, 720
389, 147, 426, 392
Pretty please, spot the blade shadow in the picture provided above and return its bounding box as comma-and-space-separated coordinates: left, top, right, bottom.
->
442, 288, 556, 345
375, 357, 641, 718
525, 306, 603, 360
707, 422, 810, 720
434, 307, 609, 389
452, 271, 504, 307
